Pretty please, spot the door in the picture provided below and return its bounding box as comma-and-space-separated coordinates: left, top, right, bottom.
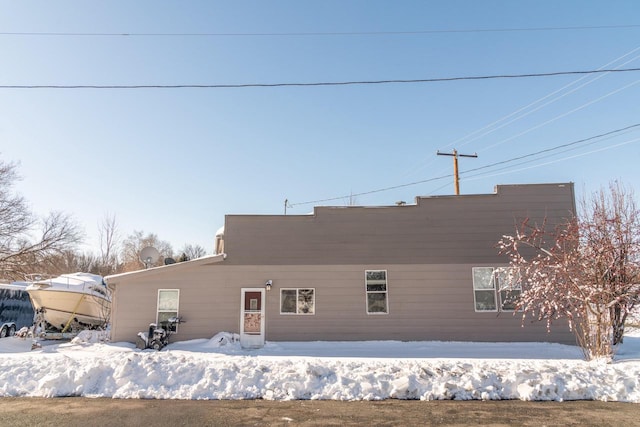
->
240, 288, 265, 348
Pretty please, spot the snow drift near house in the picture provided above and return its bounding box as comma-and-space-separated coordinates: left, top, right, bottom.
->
0, 330, 638, 402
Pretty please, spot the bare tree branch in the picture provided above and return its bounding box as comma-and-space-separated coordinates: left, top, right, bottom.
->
0, 159, 84, 280
120, 230, 173, 272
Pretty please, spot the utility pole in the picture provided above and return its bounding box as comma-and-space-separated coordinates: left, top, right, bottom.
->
436, 149, 478, 195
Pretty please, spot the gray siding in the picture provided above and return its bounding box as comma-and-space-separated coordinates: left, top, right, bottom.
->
109, 263, 574, 345
223, 183, 575, 265
107, 183, 576, 346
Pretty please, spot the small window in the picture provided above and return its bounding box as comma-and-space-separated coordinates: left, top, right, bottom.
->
365, 270, 388, 314
496, 267, 522, 311
157, 289, 180, 332
472, 267, 497, 312
280, 288, 315, 315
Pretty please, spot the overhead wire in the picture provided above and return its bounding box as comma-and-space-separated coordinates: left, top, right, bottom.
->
288, 123, 640, 207
2, 68, 640, 90
401, 46, 640, 179
4, 27, 639, 205
477, 78, 640, 153
288, 173, 453, 207
463, 137, 640, 182
460, 128, 640, 178
2, 24, 639, 37
455, 49, 640, 150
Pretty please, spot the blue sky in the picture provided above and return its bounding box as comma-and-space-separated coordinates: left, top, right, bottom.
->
1, 1, 639, 255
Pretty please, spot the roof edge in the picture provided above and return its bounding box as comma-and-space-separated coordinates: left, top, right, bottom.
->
105, 253, 226, 283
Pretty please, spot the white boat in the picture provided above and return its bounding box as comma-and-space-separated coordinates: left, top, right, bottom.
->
26, 273, 110, 332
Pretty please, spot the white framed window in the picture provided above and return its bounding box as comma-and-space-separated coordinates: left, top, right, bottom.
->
472, 267, 521, 312
473, 267, 497, 312
365, 270, 388, 314
280, 288, 315, 315
496, 267, 522, 312
157, 289, 180, 332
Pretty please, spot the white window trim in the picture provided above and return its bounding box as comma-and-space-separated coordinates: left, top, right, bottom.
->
472, 267, 498, 313
279, 288, 316, 315
365, 269, 389, 315
473, 267, 522, 313
157, 289, 180, 332
496, 267, 522, 312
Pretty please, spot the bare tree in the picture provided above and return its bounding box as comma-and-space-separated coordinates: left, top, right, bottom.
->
120, 230, 173, 272
45, 214, 122, 277
498, 182, 640, 360
41, 250, 98, 276
345, 191, 358, 206
1, 212, 83, 279
177, 243, 208, 262
0, 159, 84, 279
96, 213, 120, 276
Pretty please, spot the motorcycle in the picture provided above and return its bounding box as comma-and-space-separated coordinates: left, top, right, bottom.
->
136, 316, 184, 351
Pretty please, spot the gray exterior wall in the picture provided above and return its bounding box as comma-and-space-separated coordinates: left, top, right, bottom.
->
108, 263, 574, 344
223, 183, 575, 265
107, 183, 576, 345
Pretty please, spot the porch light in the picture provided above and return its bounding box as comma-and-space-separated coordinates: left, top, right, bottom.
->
265, 280, 273, 291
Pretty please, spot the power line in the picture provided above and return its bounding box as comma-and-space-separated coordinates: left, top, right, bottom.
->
288, 123, 640, 207
464, 137, 640, 182
476, 78, 640, 153
461, 132, 623, 178
398, 46, 640, 180
2, 24, 640, 37
2, 68, 640, 90
289, 174, 453, 207
461, 123, 640, 176
454, 49, 640, 150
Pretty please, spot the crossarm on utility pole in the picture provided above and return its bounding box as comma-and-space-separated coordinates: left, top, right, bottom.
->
436, 149, 478, 195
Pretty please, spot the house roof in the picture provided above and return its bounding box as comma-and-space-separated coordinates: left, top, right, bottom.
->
104, 253, 226, 284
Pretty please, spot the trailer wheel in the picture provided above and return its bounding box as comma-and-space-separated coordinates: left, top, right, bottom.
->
8, 325, 16, 337
0, 325, 7, 338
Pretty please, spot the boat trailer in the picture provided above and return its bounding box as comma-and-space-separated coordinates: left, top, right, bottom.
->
30, 306, 106, 341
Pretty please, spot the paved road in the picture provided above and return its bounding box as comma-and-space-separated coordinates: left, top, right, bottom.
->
1, 398, 639, 426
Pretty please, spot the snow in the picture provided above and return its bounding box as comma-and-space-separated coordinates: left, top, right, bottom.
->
0, 330, 638, 401
27, 272, 105, 292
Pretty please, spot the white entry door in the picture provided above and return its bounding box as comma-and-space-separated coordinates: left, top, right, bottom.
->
240, 288, 265, 348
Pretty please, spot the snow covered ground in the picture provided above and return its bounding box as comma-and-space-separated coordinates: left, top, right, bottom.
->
0, 329, 638, 402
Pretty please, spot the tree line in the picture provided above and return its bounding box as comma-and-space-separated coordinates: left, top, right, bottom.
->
0, 158, 207, 281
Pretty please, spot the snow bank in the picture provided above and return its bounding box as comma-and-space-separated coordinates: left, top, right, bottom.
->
0, 332, 637, 402
70, 330, 110, 344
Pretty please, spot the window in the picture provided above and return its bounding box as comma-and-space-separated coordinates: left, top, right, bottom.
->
280, 288, 315, 315
472, 267, 521, 312
365, 270, 388, 314
473, 267, 497, 312
496, 267, 522, 312
157, 289, 180, 332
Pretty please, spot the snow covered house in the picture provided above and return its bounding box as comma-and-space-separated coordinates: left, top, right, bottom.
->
106, 183, 576, 347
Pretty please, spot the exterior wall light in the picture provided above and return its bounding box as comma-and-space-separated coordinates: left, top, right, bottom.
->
265, 280, 273, 291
